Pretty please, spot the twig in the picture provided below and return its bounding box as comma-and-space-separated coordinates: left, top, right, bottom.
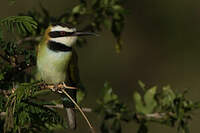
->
136, 112, 174, 120
44, 104, 64, 109
17, 36, 42, 45
145, 113, 167, 119
0, 112, 6, 117
0, 90, 12, 97
44, 104, 92, 112
1, 82, 95, 132
62, 82, 96, 133
0, 106, 92, 118
81, 108, 92, 112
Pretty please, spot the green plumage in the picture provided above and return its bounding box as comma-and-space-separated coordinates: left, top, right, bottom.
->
66, 48, 80, 86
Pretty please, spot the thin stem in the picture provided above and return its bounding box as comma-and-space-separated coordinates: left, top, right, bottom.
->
44, 104, 92, 112
61, 82, 95, 133
17, 36, 41, 45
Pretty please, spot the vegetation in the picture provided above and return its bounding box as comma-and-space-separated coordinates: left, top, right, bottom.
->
0, 0, 199, 133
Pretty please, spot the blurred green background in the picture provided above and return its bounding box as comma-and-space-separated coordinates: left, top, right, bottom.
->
1, 0, 200, 133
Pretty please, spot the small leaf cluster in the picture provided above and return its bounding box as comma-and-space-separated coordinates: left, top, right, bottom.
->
0, 0, 127, 132
0, 16, 37, 35
0, 12, 64, 133
133, 81, 200, 133
96, 82, 132, 133
19, 0, 127, 52
2, 82, 65, 133
0, 16, 37, 88
96, 81, 200, 133
0, 1, 199, 133
134, 85, 157, 114
91, 0, 126, 52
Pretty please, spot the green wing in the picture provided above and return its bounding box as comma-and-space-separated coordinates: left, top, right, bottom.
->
66, 48, 86, 103
66, 48, 80, 86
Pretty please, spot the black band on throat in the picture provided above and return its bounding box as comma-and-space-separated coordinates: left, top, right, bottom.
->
48, 41, 72, 52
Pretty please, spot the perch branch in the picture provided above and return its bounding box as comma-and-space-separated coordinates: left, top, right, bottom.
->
17, 36, 42, 45
136, 112, 174, 120
44, 104, 92, 112
0, 105, 92, 118
0, 112, 6, 116
1, 82, 95, 132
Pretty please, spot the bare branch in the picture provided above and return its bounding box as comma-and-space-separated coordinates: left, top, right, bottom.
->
44, 104, 92, 112
136, 112, 174, 120
17, 36, 42, 45
0, 106, 92, 118
0, 112, 6, 116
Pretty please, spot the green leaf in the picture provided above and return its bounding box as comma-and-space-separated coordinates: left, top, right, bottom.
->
138, 80, 146, 91
112, 5, 125, 14
103, 19, 112, 30
144, 86, 157, 113
133, 92, 146, 114
101, 82, 118, 103
0, 73, 4, 80
144, 86, 157, 106
0, 16, 38, 35
134, 86, 157, 114
72, 4, 86, 15
72, 5, 81, 14
161, 85, 176, 107
77, 90, 85, 103
103, 88, 118, 103
115, 40, 122, 54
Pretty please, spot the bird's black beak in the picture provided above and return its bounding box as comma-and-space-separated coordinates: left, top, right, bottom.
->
72, 31, 98, 36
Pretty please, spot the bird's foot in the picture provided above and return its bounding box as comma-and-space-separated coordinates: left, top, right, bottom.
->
49, 82, 77, 94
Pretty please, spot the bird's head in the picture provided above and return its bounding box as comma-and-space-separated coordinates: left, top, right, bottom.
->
45, 23, 95, 47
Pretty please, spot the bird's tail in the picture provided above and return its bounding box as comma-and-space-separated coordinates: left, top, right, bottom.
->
66, 108, 76, 129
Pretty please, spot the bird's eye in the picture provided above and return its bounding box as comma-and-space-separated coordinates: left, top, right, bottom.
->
60, 31, 66, 36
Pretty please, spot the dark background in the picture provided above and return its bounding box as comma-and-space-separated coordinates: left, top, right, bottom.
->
1, 0, 200, 133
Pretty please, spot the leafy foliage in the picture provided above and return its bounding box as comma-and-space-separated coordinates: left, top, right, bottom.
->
0, 0, 127, 132
96, 82, 132, 133
0, 0, 199, 133
0, 16, 37, 35
96, 81, 200, 133
19, 0, 126, 51
3, 82, 64, 133
134, 86, 157, 114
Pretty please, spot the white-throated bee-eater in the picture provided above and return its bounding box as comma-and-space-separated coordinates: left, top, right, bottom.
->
36, 23, 95, 129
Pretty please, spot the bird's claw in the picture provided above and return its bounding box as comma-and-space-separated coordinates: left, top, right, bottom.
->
49, 82, 77, 94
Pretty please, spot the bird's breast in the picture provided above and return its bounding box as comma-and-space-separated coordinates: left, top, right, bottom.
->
36, 45, 72, 84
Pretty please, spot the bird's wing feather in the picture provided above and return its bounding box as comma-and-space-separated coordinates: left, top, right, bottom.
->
66, 48, 80, 87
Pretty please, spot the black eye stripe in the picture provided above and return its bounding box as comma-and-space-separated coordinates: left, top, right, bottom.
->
48, 31, 74, 38
48, 41, 72, 52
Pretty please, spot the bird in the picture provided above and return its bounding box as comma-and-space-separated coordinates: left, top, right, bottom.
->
35, 23, 95, 129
